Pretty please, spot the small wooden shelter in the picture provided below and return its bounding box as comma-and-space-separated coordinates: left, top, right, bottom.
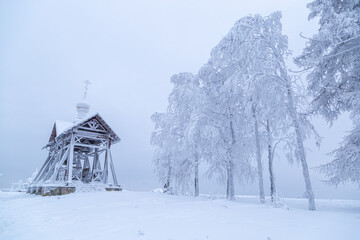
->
28, 85, 121, 195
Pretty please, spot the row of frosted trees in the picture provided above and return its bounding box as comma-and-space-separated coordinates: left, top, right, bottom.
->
152, 0, 360, 211
152, 12, 318, 211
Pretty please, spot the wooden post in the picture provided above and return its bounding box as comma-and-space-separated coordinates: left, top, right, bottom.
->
67, 132, 75, 184
82, 156, 91, 181
49, 148, 70, 182
103, 139, 110, 184
49, 140, 66, 182
43, 149, 62, 182
109, 150, 118, 186
92, 148, 100, 181
36, 155, 54, 182
33, 154, 51, 183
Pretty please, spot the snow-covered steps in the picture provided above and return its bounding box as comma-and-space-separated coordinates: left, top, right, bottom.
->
75, 185, 102, 192
75, 183, 105, 192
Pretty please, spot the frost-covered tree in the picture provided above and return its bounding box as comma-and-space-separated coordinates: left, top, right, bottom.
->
151, 73, 206, 196
203, 19, 266, 203
198, 63, 254, 200
169, 72, 205, 196
295, 0, 360, 187
319, 121, 360, 186
209, 11, 317, 209
151, 111, 177, 194
296, 0, 360, 120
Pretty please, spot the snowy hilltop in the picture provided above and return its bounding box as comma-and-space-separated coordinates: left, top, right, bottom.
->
1, 191, 359, 240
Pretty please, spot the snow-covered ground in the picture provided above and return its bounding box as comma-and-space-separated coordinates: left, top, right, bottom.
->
0, 191, 359, 240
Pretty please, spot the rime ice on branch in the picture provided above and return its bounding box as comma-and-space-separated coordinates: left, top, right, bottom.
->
295, 0, 360, 187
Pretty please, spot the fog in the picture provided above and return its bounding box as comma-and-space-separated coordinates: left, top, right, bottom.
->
0, 0, 359, 199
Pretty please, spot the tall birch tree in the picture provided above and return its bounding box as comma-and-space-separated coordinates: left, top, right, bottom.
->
210, 11, 317, 209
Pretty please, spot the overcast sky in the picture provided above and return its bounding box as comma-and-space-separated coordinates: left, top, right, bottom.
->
0, 0, 359, 199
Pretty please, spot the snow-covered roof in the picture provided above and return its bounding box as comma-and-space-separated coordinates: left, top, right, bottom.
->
55, 120, 73, 136
47, 113, 120, 146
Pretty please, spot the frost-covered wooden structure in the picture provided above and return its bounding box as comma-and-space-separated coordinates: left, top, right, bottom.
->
28, 94, 121, 196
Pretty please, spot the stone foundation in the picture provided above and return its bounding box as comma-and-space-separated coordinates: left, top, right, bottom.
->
27, 184, 122, 196
105, 186, 122, 192
27, 186, 76, 196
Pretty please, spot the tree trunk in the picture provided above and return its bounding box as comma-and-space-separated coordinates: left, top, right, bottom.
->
226, 120, 235, 200
164, 164, 172, 194
267, 120, 276, 202
226, 168, 229, 198
226, 159, 235, 200
194, 156, 199, 197
286, 83, 316, 211
252, 104, 266, 204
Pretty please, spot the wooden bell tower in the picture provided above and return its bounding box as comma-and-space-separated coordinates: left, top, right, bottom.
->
28, 81, 122, 196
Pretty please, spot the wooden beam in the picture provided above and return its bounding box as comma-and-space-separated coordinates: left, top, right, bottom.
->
33, 154, 51, 183
41, 144, 69, 182
43, 149, 63, 182
35, 153, 56, 183
102, 139, 110, 184
109, 149, 118, 186
67, 133, 75, 184
74, 143, 107, 149
49, 147, 70, 182
76, 131, 108, 140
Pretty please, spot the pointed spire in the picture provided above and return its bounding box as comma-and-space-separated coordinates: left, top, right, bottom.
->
83, 80, 91, 101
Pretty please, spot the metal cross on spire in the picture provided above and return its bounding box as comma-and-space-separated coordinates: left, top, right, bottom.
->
83, 80, 91, 100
